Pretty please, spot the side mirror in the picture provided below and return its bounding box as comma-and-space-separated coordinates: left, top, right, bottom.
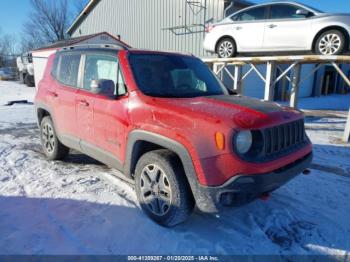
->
90, 79, 115, 98
296, 9, 309, 17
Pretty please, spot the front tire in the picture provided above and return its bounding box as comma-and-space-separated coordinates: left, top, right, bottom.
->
40, 116, 69, 160
135, 150, 195, 227
216, 38, 236, 58
315, 30, 346, 55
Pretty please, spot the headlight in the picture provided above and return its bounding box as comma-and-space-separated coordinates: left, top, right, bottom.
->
235, 130, 252, 154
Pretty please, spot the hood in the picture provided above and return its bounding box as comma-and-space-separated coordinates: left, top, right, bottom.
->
315, 13, 350, 18
152, 95, 302, 129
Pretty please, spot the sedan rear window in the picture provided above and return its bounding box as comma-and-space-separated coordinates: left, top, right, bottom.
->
233, 6, 266, 21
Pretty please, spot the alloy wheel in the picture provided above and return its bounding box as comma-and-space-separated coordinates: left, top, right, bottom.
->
42, 123, 55, 154
318, 33, 342, 55
218, 40, 234, 58
140, 164, 172, 216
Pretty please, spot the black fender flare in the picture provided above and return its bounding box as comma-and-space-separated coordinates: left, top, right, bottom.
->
35, 102, 54, 127
124, 130, 220, 213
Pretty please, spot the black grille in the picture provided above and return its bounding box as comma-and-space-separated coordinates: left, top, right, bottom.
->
263, 119, 306, 156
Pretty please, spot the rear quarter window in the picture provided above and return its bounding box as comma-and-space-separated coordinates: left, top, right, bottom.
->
51, 55, 60, 79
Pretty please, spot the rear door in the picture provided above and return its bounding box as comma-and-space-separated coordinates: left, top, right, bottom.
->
50, 53, 81, 148
262, 3, 312, 51
227, 6, 268, 51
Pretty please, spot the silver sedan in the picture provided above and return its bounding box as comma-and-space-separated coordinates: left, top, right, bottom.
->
203, 1, 350, 58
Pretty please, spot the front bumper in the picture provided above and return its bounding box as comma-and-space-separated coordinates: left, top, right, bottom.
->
194, 152, 313, 213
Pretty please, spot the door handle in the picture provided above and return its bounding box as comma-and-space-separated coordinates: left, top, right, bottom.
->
268, 24, 277, 29
77, 99, 89, 107
235, 26, 242, 30
48, 90, 58, 97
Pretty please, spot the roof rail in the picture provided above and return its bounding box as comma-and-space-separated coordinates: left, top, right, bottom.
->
60, 43, 129, 51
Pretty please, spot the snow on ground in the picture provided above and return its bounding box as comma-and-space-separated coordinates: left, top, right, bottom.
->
0, 80, 349, 255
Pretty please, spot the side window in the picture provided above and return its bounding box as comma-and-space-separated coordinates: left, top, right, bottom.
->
58, 54, 81, 87
83, 54, 117, 90
236, 6, 266, 21
270, 4, 307, 19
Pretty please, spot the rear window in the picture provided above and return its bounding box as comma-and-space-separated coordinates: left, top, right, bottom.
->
57, 54, 81, 87
233, 6, 266, 21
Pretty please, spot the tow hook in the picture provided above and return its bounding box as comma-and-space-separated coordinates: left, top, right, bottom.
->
260, 192, 270, 201
302, 169, 311, 175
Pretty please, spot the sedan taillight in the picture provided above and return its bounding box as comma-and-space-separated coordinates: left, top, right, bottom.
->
205, 25, 215, 33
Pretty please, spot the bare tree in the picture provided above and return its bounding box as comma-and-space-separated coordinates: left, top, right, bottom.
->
22, 0, 70, 50
0, 29, 17, 67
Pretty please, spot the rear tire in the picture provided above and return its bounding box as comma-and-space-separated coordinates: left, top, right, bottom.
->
216, 38, 236, 58
25, 74, 35, 87
135, 149, 195, 227
40, 116, 69, 160
315, 30, 346, 55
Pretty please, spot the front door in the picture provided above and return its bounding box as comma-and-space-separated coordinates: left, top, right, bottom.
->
80, 53, 129, 166
262, 4, 312, 51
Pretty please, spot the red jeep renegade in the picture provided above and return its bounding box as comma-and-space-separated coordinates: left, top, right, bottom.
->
35, 45, 312, 227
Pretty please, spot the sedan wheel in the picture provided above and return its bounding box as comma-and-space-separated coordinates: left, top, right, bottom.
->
316, 30, 346, 56
217, 38, 235, 58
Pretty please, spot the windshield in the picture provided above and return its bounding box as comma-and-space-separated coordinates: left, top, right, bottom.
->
129, 53, 228, 98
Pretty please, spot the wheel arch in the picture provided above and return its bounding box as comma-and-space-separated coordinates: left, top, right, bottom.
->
124, 130, 196, 179
312, 26, 350, 52
215, 35, 237, 53
124, 130, 224, 213
36, 105, 52, 126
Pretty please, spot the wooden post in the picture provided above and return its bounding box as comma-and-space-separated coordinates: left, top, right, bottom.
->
234, 65, 243, 94
343, 108, 350, 143
264, 61, 276, 101
213, 63, 220, 75
290, 63, 301, 108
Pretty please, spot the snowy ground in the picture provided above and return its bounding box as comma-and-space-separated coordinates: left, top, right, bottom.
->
0, 80, 349, 256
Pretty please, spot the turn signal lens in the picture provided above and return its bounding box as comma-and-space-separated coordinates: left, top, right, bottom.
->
215, 132, 225, 150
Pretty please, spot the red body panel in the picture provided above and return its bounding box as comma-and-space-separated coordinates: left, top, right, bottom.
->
35, 50, 312, 188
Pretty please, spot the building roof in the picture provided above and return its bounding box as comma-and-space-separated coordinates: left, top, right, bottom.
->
33, 32, 130, 52
67, 0, 256, 35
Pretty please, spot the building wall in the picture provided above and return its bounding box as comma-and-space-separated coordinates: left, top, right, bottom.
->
71, 0, 226, 57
